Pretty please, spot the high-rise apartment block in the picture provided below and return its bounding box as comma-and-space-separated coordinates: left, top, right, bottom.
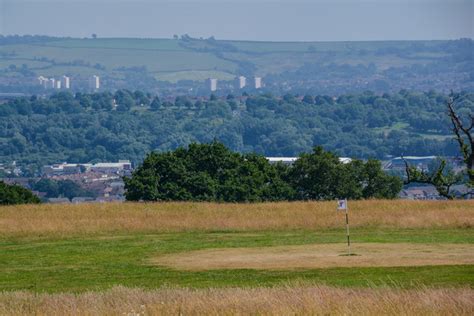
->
61, 75, 70, 89
236, 76, 246, 89
38, 75, 70, 89
48, 78, 56, 89
89, 75, 100, 90
208, 78, 217, 92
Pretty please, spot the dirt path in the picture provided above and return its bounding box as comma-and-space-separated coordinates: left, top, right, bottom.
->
152, 243, 474, 270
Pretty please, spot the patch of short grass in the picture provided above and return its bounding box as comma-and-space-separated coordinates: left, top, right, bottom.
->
154, 243, 473, 270
0, 228, 472, 292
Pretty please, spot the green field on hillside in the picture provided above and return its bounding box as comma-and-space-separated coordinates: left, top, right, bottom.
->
0, 43, 235, 73
0, 38, 454, 82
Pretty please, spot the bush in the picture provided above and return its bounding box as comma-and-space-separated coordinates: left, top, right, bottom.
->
0, 181, 41, 205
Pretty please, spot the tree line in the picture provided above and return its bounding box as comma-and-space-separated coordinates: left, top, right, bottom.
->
1, 90, 472, 174
124, 142, 402, 202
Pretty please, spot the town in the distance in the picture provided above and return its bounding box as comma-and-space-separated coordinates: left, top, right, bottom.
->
0, 35, 473, 203
0, 155, 469, 203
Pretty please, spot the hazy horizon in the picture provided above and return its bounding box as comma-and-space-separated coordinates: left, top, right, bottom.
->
1, 0, 472, 42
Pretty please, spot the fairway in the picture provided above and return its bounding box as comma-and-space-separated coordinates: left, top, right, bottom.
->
0, 38, 455, 82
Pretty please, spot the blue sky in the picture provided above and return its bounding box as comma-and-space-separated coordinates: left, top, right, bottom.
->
1, 0, 472, 41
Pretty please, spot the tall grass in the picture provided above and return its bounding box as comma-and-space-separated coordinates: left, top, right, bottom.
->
1, 200, 472, 237
0, 285, 472, 315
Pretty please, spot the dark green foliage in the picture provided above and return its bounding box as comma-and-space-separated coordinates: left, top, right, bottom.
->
124, 142, 295, 202
114, 90, 135, 111
1, 90, 472, 171
0, 181, 41, 205
124, 143, 401, 202
149, 97, 162, 110
289, 147, 402, 200
359, 160, 403, 199
31, 179, 96, 200
302, 94, 315, 104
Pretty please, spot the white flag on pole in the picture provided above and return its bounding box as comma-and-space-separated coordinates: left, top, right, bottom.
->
337, 199, 347, 211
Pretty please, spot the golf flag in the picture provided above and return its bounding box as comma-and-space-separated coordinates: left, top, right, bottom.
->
337, 198, 351, 255
337, 199, 347, 211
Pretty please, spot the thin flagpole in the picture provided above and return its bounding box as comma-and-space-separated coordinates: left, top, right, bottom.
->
345, 199, 351, 255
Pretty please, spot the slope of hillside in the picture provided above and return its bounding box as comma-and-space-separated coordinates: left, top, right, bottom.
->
0, 36, 472, 93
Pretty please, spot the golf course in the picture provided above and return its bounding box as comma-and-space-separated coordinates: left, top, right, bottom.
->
0, 200, 473, 314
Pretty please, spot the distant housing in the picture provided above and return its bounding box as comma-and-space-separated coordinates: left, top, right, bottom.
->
42, 160, 131, 176
266, 157, 298, 165
266, 157, 352, 165
388, 156, 438, 170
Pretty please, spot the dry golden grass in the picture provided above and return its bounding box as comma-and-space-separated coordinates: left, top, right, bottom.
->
0, 285, 472, 316
0, 200, 472, 237
154, 243, 474, 270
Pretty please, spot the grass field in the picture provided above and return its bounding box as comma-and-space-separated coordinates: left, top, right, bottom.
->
0, 38, 450, 82
153, 70, 236, 83
0, 200, 472, 314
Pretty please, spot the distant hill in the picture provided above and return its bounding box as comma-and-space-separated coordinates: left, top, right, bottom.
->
0, 35, 472, 94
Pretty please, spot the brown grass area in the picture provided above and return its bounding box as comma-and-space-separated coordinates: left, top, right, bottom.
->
0, 286, 472, 316
0, 200, 472, 237
153, 243, 474, 270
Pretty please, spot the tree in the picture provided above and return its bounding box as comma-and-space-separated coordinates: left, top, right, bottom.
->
31, 179, 59, 197
289, 146, 401, 200
404, 93, 473, 198
302, 95, 314, 104
57, 180, 94, 200
31, 179, 96, 200
2, 90, 470, 173
361, 159, 402, 199
124, 142, 294, 202
0, 181, 40, 205
447, 94, 473, 187
403, 158, 461, 199
125, 143, 400, 202
150, 97, 162, 111
114, 90, 135, 111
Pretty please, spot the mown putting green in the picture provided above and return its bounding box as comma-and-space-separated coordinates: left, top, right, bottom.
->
153, 243, 474, 270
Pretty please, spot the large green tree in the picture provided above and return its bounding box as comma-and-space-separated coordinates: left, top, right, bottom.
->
125, 143, 401, 202
0, 181, 41, 205
124, 142, 294, 202
289, 146, 402, 200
